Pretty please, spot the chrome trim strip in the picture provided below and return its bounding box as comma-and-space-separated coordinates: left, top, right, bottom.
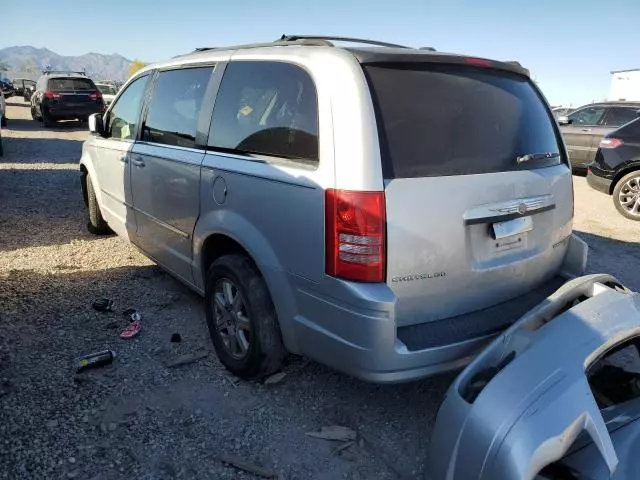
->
100, 188, 132, 208
133, 208, 191, 239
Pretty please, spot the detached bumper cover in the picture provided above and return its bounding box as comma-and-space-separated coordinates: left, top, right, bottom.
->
430, 274, 640, 480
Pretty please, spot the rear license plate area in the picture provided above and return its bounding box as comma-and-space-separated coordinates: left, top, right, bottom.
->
491, 216, 533, 240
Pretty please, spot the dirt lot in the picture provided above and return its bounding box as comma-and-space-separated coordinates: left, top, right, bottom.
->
1, 97, 639, 480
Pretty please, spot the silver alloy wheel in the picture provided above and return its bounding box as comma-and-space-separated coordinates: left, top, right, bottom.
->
213, 278, 251, 359
618, 175, 640, 217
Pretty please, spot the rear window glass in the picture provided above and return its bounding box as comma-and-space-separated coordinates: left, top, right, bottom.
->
97, 84, 117, 95
618, 117, 640, 137
48, 78, 95, 91
364, 64, 563, 178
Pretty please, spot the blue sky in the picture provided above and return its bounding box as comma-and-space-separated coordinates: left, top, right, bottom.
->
2, 0, 639, 106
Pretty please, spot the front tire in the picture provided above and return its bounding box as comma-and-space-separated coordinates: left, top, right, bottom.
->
613, 171, 640, 221
205, 254, 285, 379
86, 175, 111, 234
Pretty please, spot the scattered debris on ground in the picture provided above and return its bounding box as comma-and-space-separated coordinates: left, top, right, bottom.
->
306, 425, 357, 442
215, 454, 276, 478
263, 371, 287, 386
164, 351, 208, 368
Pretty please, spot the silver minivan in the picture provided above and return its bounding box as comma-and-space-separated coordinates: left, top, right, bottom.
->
80, 36, 586, 382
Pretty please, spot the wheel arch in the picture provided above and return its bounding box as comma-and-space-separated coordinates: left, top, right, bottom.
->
610, 163, 640, 194
193, 212, 300, 353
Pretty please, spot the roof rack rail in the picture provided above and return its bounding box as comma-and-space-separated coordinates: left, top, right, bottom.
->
190, 35, 414, 55
278, 35, 411, 49
41, 67, 87, 76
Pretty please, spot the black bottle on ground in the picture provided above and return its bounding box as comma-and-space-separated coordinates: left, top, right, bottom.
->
76, 350, 115, 373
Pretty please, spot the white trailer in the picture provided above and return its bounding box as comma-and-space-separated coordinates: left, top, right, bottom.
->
609, 68, 640, 101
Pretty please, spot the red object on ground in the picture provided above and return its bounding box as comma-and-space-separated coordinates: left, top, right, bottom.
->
120, 320, 141, 339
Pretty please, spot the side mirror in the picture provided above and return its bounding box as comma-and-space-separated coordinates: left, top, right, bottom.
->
88, 113, 105, 136
558, 116, 571, 125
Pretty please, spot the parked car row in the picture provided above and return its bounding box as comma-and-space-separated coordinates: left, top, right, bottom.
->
559, 101, 640, 172
12, 78, 36, 97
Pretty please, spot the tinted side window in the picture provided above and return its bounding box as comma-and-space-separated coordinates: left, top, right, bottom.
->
107, 75, 150, 140
604, 107, 640, 127
142, 67, 213, 149
568, 106, 606, 126
209, 62, 318, 164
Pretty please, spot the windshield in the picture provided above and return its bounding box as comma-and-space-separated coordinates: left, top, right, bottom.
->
48, 78, 96, 91
364, 64, 564, 178
96, 84, 117, 95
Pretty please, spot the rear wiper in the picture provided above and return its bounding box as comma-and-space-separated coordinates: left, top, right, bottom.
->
516, 152, 560, 164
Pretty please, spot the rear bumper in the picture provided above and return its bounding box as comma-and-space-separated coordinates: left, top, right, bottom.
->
587, 169, 613, 195
47, 105, 103, 119
291, 236, 586, 383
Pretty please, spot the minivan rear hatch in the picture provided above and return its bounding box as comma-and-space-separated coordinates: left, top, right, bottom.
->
364, 61, 573, 327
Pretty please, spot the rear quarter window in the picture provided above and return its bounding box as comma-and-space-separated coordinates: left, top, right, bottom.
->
208, 61, 319, 165
615, 116, 640, 138
364, 64, 564, 178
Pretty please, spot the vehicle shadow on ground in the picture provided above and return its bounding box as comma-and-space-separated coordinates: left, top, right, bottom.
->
0, 262, 452, 479
6, 100, 29, 109
5, 117, 89, 133
0, 160, 94, 252
577, 230, 640, 291
0, 134, 84, 164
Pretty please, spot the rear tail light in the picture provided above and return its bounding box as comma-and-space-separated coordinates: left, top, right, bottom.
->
599, 138, 623, 149
89, 91, 103, 101
325, 189, 386, 283
44, 90, 61, 100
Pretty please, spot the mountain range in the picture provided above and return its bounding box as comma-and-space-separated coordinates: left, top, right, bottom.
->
0, 46, 135, 81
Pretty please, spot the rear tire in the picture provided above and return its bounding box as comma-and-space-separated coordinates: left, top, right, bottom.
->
86, 175, 111, 235
205, 254, 285, 380
613, 171, 640, 221
42, 111, 55, 128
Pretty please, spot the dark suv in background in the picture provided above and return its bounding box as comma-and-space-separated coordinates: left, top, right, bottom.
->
558, 101, 640, 172
30, 71, 105, 127
587, 117, 640, 220
12, 78, 36, 96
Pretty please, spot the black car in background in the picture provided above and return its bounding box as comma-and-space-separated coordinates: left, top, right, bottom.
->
12, 78, 37, 97
587, 116, 640, 220
0, 78, 15, 98
558, 101, 640, 172
30, 71, 105, 127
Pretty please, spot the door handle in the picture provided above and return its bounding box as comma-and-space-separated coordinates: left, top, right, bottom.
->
581, 128, 591, 132
119, 156, 128, 164
131, 157, 146, 168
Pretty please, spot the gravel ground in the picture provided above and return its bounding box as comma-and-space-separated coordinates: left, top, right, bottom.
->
1, 97, 639, 479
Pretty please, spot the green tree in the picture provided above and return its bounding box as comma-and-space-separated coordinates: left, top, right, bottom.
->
128, 59, 147, 78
